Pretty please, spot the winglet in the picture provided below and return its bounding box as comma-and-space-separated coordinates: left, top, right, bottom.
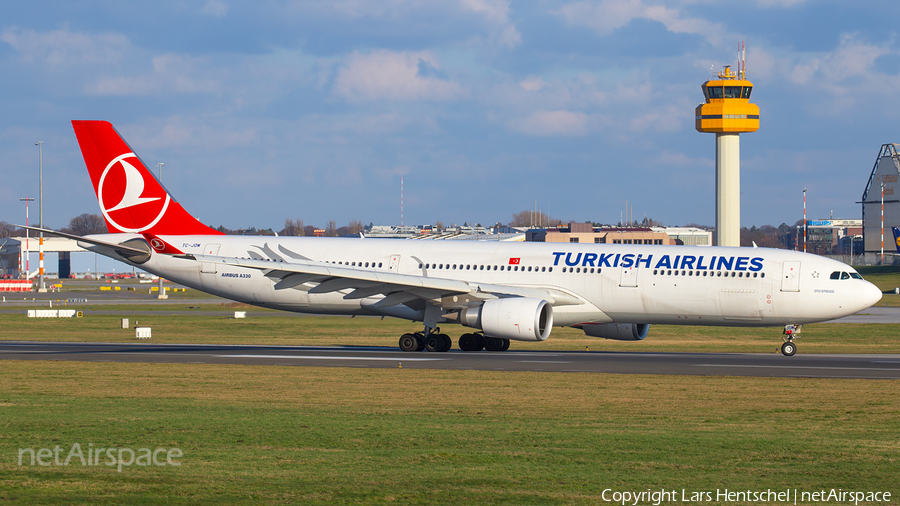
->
71, 120, 223, 236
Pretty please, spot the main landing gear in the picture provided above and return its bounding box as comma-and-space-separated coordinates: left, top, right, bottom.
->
399, 329, 451, 352
781, 324, 802, 356
399, 329, 510, 352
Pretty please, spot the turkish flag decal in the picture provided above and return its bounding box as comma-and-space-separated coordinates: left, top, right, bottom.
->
509, 258, 521, 265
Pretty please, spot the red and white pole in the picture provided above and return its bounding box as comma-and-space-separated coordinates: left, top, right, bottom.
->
19, 197, 34, 281
803, 188, 807, 253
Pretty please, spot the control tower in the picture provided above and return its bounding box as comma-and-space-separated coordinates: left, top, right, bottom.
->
696, 49, 759, 247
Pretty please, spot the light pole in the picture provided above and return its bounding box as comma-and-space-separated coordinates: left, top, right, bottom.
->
155, 162, 167, 299
19, 197, 34, 281
36, 141, 46, 292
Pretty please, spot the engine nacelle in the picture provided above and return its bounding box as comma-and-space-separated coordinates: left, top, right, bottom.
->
581, 323, 649, 341
459, 297, 553, 342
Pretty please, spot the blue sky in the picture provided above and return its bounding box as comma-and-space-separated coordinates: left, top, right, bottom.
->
3, 0, 900, 243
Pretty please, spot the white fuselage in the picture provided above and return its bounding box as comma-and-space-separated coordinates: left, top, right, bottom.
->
86, 235, 882, 329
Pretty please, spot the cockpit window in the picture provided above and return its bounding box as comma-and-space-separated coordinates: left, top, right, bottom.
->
831, 271, 858, 280
841, 272, 851, 280
830, 271, 841, 280
850, 272, 863, 279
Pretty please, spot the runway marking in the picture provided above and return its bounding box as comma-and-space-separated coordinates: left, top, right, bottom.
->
516, 360, 572, 364
696, 364, 900, 371
213, 354, 447, 361
0, 350, 61, 353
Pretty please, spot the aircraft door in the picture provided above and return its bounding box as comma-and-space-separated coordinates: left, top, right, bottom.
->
619, 266, 637, 287
781, 261, 801, 292
388, 254, 400, 272
201, 244, 220, 274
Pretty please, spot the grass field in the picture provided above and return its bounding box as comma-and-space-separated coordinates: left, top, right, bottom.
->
1, 271, 898, 503
2, 310, 900, 354
0, 361, 897, 505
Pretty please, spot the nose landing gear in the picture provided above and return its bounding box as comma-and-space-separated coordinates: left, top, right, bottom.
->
781, 324, 801, 356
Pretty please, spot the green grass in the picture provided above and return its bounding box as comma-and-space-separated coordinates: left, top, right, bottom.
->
857, 266, 900, 306
2, 312, 900, 354
0, 362, 897, 505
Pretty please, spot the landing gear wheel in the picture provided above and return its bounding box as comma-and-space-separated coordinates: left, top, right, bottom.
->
458, 333, 481, 352
484, 337, 505, 352
399, 333, 419, 352
424, 334, 443, 352
781, 341, 796, 357
498, 338, 510, 351
438, 334, 452, 352
414, 332, 426, 351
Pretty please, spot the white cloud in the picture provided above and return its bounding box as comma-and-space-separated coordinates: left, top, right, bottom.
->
460, 0, 521, 48
200, 0, 229, 17
509, 110, 590, 136
789, 34, 889, 87
753, 0, 806, 7
519, 77, 547, 91
629, 104, 686, 132
0, 27, 128, 70
333, 50, 463, 102
86, 54, 222, 96
558, 0, 725, 45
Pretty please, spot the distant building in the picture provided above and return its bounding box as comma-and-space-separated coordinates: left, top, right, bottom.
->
790, 219, 863, 255
652, 227, 712, 246
363, 224, 522, 241
0, 237, 87, 278
526, 223, 671, 245
861, 144, 900, 253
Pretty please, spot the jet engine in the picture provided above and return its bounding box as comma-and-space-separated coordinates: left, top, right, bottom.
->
581, 323, 649, 341
459, 297, 553, 342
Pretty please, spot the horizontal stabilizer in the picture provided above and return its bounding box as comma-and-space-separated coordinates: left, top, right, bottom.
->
14, 225, 151, 260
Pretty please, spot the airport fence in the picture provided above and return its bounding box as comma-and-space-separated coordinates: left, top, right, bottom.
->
824, 253, 900, 266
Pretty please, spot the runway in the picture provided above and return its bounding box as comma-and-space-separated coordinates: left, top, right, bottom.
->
1, 341, 899, 379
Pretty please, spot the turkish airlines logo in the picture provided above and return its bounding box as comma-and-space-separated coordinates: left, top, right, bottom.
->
149, 238, 166, 251
98, 153, 170, 233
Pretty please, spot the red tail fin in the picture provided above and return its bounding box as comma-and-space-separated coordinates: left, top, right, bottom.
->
72, 120, 223, 236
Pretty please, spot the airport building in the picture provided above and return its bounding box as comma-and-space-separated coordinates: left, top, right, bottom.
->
0, 237, 86, 278
526, 223, 671, 244
790, 219, 863, 255
654, 227, 713, 246
525, 223, 712, 246
861, 144, 900, 253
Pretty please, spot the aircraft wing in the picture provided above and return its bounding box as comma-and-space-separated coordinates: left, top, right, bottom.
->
186, 254, 583, 308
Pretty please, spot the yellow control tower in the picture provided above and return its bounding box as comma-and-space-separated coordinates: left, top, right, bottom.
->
696, 51, 759, 247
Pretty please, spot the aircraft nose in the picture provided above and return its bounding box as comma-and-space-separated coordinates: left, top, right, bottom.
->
863, 281, 883, 308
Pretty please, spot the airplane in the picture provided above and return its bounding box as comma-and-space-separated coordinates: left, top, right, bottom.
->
894, 227, 900, 253
23, 120, 883, 357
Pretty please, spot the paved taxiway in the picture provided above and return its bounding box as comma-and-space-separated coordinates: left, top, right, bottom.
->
1, 342, 898, 379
